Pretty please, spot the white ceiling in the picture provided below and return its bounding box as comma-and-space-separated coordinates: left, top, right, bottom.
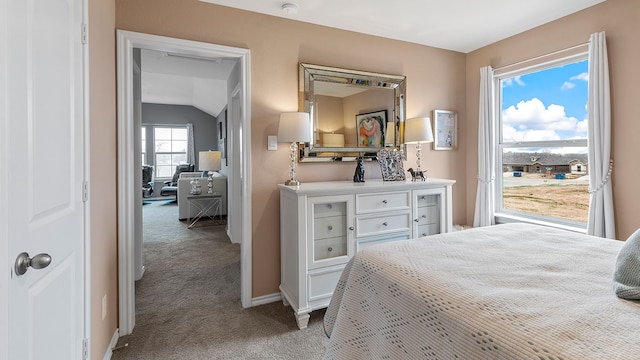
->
200, 0, 604, 53
143, 0, 605, 116
141, 49, 237, 117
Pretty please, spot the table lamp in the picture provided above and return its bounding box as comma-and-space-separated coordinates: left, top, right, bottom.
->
322, 133, 345, 148
404, 117, 434, 177
199, 150, 222, 194
278, 112, 311, 186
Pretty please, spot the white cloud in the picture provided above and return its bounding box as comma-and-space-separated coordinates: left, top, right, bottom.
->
503, 126, 560, 142
576, 119, 588, 135
560, 72, 588, 91
502, 98, 583, 142
502, 76, 525, 87
570, 72, 589, 81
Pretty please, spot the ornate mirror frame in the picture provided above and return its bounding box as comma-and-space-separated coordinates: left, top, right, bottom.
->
298, 63, 406, 162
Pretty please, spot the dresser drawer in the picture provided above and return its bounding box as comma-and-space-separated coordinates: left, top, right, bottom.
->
314, 215, 347, 240
416, 224, 440, 238
313, 201, 347, 218
356, 212, 411, 237
313, 237, 348, 261
415, 206, 440, 225
356, 191, 410, 214
357, 232, 411, 251
416, 194, 439, 207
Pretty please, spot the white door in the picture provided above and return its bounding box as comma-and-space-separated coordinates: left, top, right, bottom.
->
1, 0, 86, 359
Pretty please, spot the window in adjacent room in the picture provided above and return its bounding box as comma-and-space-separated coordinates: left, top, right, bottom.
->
496, 54, 589, 227
153, 126, 188, 179
141, 126, 147, 164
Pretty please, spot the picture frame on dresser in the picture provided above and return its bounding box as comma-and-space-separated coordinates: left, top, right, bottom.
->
433, 110, 457, 150
376, 148, 405, 181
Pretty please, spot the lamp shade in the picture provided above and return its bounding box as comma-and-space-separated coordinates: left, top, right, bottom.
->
278, 112, 311, 143
404, 117, 434, 144
322, 133, 345, 147
198, 150, 221, 171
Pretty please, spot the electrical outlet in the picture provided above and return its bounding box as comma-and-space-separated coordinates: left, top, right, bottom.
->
102, 295, 107, 320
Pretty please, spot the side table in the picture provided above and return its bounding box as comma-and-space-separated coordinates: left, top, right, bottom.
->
186, 194, 222, 228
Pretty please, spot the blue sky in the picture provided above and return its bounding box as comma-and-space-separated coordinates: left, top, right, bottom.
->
501, 59, 588, 143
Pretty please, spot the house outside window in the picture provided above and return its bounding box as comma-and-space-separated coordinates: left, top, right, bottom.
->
495, 54, 589, 227
154, 126, 188, 178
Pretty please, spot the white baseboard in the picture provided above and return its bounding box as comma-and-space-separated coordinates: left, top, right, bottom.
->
103, 328, 119, 360
251, 292, 281, 306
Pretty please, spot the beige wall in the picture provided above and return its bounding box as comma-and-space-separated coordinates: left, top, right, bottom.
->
115, 0, 468, 297
90, 0, 640, 355
465, 0, 640, 239
89, 0, 118, 358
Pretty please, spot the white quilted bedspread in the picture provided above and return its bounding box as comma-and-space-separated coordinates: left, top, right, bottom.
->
323, 223, 640, 359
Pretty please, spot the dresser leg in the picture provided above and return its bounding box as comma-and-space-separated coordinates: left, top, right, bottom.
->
295, 312, 310, 329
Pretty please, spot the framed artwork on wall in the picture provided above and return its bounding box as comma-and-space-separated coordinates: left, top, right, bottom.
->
356, 110, 387, 147
433, 110, 457, 150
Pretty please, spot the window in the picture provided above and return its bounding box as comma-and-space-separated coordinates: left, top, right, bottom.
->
496, 55, 589, 227
141, 126, 146, 165
154, 126, 188, 178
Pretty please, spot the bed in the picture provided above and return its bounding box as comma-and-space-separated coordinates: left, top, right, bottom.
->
323, 223, 640, 359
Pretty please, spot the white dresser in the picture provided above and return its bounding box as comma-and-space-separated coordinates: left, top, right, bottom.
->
278, 178, 455, 329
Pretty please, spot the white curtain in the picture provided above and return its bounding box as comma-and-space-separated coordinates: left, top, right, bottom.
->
587, 31, 615, 239
186, 123, 195, 165
473, 66, 496, 227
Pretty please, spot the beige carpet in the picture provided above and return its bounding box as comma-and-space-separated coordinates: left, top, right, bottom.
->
112, 201, 327, 359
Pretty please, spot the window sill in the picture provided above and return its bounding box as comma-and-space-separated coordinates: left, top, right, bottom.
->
495, 213, 587, 235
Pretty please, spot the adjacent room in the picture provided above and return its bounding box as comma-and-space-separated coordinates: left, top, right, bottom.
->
3, 0, 640, 359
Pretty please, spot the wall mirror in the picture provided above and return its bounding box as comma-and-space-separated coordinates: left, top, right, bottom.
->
298, 63, 406, 162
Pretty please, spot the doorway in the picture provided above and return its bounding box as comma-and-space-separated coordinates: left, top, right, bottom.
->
116, 30, 252, 336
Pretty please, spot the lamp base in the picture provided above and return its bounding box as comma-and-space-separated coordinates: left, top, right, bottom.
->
284, 178, 301, 186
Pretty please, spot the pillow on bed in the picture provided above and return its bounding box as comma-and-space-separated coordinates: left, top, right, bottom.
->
613, 228, 640, 300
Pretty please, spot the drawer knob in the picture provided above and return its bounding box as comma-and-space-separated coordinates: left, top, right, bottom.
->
382, 200, 388, 204
328, 247, 333, 252
328, 225, 333, 231
414, 218, 419, 222
327, 204, 333, 209
421, 196, 426, 200
348, 226, 354, 231
422, 214, 427, 218
382, 222, 388, 226
422, 233, 427, 237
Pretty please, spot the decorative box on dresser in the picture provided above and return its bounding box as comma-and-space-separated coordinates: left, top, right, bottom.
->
278, 178, 455, 329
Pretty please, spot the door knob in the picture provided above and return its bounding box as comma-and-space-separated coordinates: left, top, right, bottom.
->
14, 252, 52, 276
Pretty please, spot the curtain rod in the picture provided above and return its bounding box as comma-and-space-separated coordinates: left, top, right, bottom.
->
494, 41, 589, 71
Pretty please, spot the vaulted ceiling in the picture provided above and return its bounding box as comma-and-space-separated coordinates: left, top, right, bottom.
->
140, 49, 237, 117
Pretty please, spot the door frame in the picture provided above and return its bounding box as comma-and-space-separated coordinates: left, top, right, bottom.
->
116, 30, 252, 335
